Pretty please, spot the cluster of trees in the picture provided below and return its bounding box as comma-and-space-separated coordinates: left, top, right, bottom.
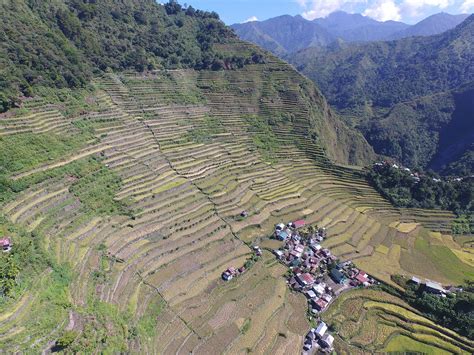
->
367, 163, 473, 217
0, 0, 265, 112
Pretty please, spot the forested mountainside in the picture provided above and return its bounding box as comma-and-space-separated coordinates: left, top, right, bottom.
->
0, 0, 258, 112
0, 0, 373, 167
231, 15, 334, 57
231, 11, 468, 56
291, 15, 474, 174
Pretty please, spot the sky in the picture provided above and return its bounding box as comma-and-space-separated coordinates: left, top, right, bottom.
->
181, 0, 474, 24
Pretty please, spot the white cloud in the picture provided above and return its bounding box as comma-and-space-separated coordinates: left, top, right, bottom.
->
244, 16, 259, 23
296, 0, 367, 20
401, 0, 453, 16
461, 0, 474, 12
363, 0, 402, 21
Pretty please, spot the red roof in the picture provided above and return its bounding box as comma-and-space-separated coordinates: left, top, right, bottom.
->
313, 298, 328, 310
0, 238, 11, 247
299, 273, 315, 285
356, 272, 369, 284
293, 220, 306, 228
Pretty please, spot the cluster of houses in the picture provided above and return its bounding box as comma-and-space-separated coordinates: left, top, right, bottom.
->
374, 161, 422, 183
271, 220, 378, 353
304, 321, 334, 353
0, 237, 12, 253
410, 276, 461, 296
222, 245, 262, 281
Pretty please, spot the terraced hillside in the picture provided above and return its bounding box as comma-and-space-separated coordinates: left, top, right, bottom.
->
0, 57, 472, 352
323, 289, 474, 354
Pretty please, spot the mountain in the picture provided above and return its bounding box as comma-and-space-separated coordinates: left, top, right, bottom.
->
314, 11, 409, 42
231, 11, 470, 56
0, 0, 237, 111
390, 12, 470, 39
0, 0, 373, 167
290, 15, 474, 174
231, 15, 335, 56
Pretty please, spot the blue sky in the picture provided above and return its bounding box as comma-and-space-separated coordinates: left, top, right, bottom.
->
181, 0, 473, 24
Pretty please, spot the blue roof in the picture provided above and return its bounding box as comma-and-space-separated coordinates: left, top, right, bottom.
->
330, 269, 346, 282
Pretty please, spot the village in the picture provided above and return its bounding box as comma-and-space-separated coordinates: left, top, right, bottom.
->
271, 220, 376, 353
221, 218, 378, 354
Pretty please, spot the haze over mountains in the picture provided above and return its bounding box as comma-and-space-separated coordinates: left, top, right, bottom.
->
232, 11, 470, 56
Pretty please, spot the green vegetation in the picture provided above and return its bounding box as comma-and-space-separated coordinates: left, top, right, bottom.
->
244, 115, 279, 163
0, 0, 266, 112
0, 216, 52, 300
185, 115, 225, 143
290, 16, 474, 174
391, 276, 474, 339
0, 133, 89, 177
384, 334, 451, 354
70, 165, 126, 216
367, 163, 473, 220
55, 330, 79, 350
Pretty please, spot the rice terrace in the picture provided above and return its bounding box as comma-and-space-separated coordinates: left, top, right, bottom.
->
0, 1, 473, 354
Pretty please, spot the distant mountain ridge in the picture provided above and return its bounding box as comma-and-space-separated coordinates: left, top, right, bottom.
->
232, 11, 470, 55
390, 12, 470, 39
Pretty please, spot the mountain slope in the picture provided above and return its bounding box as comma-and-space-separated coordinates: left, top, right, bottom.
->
0, 0, 241, 112
291, 15, 474, 173
231, 15, 335, 56
315, 11, 409, 42
0, 0, 372, 167
390, 12, 470, 39
363, 83, 474, 172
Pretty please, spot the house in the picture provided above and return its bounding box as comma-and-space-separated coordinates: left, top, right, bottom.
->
0, 237, 12, 252
321, 333, 334, 348
314, 322, 327, 338
292, 220, 306, 229
312, 283, 326, 296
425, 280, 446, 295
222, 272, 233, 281
330, 269, 346, 284
240, 211, 248, 218
321, 293, 332, 303
294, 245, 305, 254
222, 267, 237, 281
311, 298, 328, 311
276, 230, 289, 241
355, 271, 370, 285
275, 223, 286, 231
305, 290, 317, 299
296, 273, 315, 287
410, 276, 422, 285
273, 250, 284, 259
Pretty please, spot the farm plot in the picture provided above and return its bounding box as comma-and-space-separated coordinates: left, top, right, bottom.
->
322, 289, 474, 354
